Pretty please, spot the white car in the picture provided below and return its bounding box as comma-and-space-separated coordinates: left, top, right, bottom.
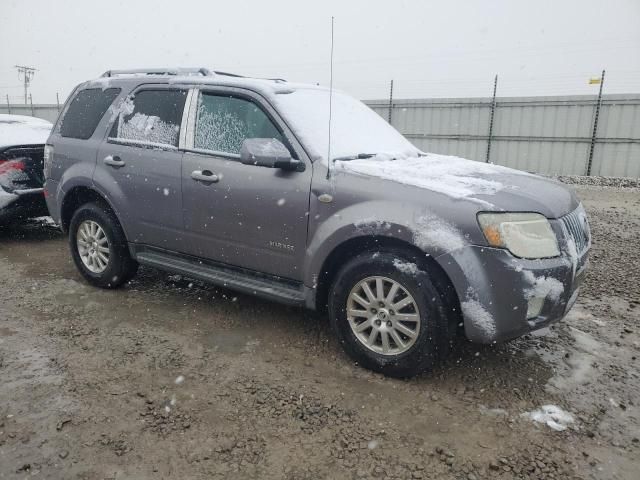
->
0, 114, 53, 223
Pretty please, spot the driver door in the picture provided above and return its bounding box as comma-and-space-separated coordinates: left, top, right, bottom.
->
181, 88, 312, 281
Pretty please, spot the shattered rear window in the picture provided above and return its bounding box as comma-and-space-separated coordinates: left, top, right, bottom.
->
110, 89, 187, 147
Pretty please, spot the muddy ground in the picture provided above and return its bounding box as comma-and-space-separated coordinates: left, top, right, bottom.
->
0, 184, 638, 480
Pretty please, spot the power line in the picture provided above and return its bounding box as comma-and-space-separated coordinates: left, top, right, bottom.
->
14, 65, 37, 105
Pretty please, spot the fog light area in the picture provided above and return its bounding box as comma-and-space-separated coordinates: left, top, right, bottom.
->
527, 296, 545, 319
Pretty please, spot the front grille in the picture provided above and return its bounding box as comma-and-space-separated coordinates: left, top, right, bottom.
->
561, 205, 590, 254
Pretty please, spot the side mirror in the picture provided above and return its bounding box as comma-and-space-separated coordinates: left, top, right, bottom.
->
240, 138, 301, 170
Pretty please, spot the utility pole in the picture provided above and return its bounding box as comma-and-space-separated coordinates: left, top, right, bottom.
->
586, 69, 605, 176
15, 65, 37, 105
485, 74, 498, 163
387, 79, 394, 124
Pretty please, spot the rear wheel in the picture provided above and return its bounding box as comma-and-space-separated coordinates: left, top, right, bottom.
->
329, 251, 450, 377
69, 202, 137, 288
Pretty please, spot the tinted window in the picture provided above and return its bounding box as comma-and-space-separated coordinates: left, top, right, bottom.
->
110, 89, 187, 147
59, 88, 121, 139
194, 93, 284, 155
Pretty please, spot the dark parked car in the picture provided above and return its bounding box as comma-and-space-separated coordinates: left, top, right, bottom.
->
0, 114, 52, 223
44, 68, 590, 377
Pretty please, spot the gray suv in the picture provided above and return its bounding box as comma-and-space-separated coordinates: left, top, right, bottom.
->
45, 68, 590, 377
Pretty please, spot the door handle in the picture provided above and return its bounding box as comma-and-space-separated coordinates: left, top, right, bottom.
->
191, 170, 219, 183
103, 155, 125, 167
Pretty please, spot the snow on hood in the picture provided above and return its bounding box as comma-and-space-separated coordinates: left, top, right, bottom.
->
336, 153, 528, 206
335, 152, 579, 217
0, 114, 52, 149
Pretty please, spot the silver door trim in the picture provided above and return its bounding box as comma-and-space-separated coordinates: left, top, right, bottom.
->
180, 88, 198, 150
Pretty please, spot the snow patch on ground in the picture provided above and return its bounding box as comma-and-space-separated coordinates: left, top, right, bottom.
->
479, 405, 509, 417
412, 213, 467, 252
392, 259, 419, 275
542, 309, 607, 395
461, 288, 497, 339
523, 405, 575, 431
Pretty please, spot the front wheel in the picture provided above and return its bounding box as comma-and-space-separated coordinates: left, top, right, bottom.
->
329, 251, 450, 377
69, 202, 138, 288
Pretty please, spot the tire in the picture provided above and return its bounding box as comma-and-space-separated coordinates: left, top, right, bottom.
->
328, 250, 450, 377
69, 202, 138, 288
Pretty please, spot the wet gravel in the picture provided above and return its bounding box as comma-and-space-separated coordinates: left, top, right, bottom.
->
0, 185, 639, 479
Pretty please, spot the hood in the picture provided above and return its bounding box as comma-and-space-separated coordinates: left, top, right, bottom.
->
335, 153, 578, 218
0, 114, 53, 150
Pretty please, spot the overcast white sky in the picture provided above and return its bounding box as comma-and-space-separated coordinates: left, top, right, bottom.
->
1, 0, 639, 104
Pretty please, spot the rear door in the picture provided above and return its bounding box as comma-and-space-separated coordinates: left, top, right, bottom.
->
180, 87, 312, 280
94, 86, 188, 251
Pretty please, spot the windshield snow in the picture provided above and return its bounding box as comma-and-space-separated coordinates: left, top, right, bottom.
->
273, 87, 420, 163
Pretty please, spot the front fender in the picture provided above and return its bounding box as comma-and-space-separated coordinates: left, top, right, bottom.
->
303, 199, 470, 288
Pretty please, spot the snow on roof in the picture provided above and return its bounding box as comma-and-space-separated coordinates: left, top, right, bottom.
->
0, 114, 52, 149
94, 72, 416, 162
87, 72, 305, 98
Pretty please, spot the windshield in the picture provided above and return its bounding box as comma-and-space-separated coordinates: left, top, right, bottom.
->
274, 87, 420, 163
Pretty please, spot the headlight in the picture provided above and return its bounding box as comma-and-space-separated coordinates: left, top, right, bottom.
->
477, 212, 560, 259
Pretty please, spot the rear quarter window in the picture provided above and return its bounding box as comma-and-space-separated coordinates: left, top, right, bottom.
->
58, 88, 121, 140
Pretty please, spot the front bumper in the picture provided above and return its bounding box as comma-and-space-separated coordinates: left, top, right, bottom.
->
436, 243, 588, 344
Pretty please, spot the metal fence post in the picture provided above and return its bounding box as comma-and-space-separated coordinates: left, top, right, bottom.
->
485, 75, 498, 162
5, 95, 10, 114
56, 92, 61, 112
387, 79, 394, 124
586, 69, 605, 176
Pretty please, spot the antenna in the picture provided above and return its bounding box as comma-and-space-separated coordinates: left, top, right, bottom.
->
326, 16, 335, 180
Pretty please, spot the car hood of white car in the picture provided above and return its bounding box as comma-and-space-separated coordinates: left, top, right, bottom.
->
0, 114, 53, 149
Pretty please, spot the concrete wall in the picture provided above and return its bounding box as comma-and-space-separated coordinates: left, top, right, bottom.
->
2, 94, 639, 177
0, 103, 62, 123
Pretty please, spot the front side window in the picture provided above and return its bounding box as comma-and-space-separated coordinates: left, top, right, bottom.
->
59, 88, 121, 139
194, 93, 285, 155
110, 89, 187, 147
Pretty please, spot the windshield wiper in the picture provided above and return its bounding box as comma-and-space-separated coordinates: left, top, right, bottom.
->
332, 153, 377, 162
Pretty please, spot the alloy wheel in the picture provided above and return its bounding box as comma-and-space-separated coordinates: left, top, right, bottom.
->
77, 220, 110, 273
346, 276, 421, 355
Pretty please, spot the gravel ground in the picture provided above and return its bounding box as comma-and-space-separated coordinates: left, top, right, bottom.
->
0, 184, 638, 480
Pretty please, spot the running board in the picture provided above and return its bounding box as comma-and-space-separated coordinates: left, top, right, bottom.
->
135, 249, 306, 306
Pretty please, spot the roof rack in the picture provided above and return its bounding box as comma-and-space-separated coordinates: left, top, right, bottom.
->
101, 68, 213, 78
100, 68, 287, 83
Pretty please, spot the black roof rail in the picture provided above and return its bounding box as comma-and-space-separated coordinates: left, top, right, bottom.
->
101, 68, 213, 78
